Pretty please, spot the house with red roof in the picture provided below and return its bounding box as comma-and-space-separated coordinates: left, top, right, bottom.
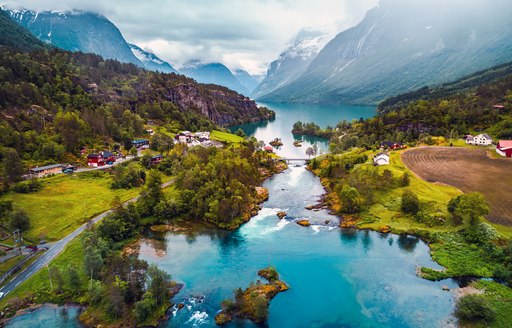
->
496, 140, 512, 157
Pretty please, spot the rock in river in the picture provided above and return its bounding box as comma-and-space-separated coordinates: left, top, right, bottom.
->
277, 211, 287, 219
296, 219, 311, 227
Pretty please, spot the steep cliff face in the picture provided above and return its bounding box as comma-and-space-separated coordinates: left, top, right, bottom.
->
162, 83, 265, 125
259, 0, 512, 104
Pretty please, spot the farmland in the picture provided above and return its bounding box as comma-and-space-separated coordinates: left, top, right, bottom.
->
402, 147, 512, 226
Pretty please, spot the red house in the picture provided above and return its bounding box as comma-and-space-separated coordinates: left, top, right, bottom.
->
496, 140, 512, 157
87, 151, 116, 167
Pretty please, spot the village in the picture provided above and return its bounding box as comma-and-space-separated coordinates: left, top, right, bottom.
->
25, 130, 227, 178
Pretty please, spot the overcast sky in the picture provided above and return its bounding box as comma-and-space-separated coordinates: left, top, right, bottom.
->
4, 0, 378, 74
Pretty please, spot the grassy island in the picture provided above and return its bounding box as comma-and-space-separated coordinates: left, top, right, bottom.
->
215, 267, 288, 325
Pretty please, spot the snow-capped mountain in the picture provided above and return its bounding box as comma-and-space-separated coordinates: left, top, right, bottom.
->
233, 69, 261, 95
258, 0, 512, 104
128, 43, 177, 74
7, 9, 143, 66
252, 28, 333, 99
180, 61, 250, 96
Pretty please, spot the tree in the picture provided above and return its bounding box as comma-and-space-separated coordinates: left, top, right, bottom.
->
400, 172, 410, 186
305, 147, 314, 158
137, 170, 163, 216
134, 292, 156, 322
9, 209, 30, 232
2, 148, 24, 182
455, 295, 495, 324
401, 190, 420, 215
49, 266, 65, 294
380, 169, 394, 189
66, 266, 81, 294
147, 264, 171, 305
448, 193, 489, 226
339, 185, 362, 214
235, 128, 246, 138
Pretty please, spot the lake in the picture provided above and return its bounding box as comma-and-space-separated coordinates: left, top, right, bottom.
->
230, 102, 376, 158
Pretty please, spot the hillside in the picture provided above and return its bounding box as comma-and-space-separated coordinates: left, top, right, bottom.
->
379, 61, 512, 113
326, 70, 512, 153
0, 9, 47, 51
259, 0, 512, 105
0, 44, 272, 168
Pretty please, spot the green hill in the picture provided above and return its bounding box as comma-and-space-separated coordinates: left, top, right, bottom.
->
0, 9, 47, 51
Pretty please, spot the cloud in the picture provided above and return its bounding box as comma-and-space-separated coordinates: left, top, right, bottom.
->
3, 0, 378, 74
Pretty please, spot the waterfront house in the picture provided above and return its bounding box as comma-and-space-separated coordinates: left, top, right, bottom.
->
373, 153, 390, 166
29, 164, 64, 177
132, 139, 150, 149
496, 140, 512, 157
466, 133, 493, 146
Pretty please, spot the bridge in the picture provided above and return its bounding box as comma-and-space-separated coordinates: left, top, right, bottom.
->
273, 157, 315, 163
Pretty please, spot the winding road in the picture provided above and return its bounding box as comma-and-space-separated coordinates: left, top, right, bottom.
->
0, 180, 174, 298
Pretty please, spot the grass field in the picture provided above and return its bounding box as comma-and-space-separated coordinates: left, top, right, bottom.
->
211, 130, 244, 143
0, 238, 85, 308
356, 150, 462, 234
469, 280, 512, 328
402, 147, 512, 226
3, 171, 141, 242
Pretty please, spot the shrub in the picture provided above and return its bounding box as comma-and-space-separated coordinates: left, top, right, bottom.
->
455, 294, 495, 323
12, 178, 43, 193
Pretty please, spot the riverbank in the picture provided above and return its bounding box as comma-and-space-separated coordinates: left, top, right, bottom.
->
309, 147, 512, 327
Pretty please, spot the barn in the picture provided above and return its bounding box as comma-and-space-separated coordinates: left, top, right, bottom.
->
496, 140, 512, 157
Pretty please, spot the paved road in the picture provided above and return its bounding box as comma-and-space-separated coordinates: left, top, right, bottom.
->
0, 180, 174, 298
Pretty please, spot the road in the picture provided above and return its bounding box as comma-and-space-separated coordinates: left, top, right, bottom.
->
0, 180, 174, 298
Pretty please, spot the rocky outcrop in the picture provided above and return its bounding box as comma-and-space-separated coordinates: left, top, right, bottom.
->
216, 267, 288, 325
163, 83, 271, 126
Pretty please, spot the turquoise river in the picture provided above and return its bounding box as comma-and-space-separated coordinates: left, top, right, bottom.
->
5, 103, 461, 327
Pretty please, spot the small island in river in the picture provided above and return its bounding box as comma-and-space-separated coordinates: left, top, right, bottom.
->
215, 267, 289, 325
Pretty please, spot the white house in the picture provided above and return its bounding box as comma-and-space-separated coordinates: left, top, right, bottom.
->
373, 153, 390, 166
466, 133, 493, 146
195, 131, 211, 140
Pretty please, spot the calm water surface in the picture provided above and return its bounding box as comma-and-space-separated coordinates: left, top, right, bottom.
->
230, 102, 376, 158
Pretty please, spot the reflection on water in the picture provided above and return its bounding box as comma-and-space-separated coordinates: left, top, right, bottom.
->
230, 102, 376, 158
398, 235, 420, 254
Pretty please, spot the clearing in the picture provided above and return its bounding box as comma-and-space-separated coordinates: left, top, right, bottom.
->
402, 147, 512, 226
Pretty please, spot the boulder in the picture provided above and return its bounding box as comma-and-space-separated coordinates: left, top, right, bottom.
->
379, 225, 391, 233
276, 211, 287, 219
296, 219, 311, 227
305, 205, 314, 210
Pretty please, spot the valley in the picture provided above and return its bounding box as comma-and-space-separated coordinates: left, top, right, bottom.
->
1, 1, 512, 327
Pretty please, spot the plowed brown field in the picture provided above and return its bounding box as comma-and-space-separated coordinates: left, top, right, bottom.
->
402, 147, 512, 226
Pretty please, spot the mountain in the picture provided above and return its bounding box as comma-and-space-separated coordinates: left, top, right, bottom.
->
233, 69, 261, 95
252, 28, 332, 99
7, 9, 143, 66
258, 0, 512, 105
180, 61, 249, 95
0, 9, 48, 51
128, 43, 178, 74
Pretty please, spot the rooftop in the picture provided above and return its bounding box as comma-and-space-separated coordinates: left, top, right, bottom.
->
30, 164, 64, 172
